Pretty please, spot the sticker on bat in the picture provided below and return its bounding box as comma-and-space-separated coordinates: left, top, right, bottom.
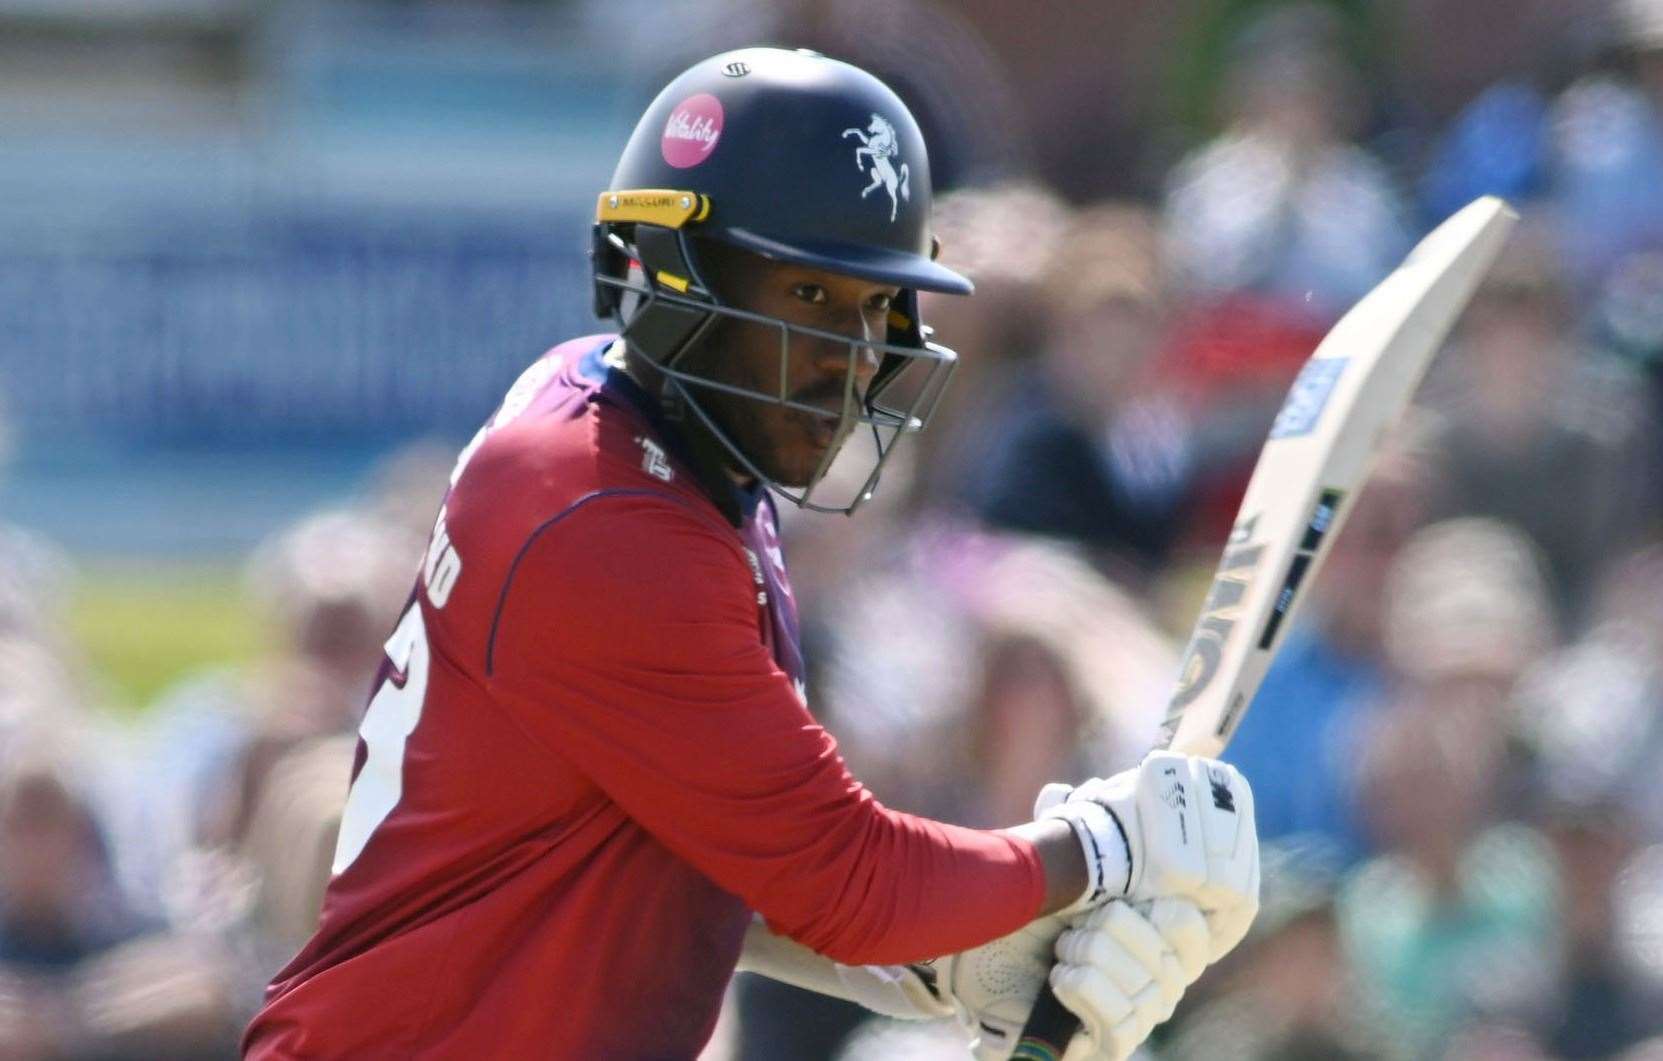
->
1269, 358, 1349, 439
1161, 516, 1266, 743
1214, 690, 1250, 742
1257, 488, 1346, 650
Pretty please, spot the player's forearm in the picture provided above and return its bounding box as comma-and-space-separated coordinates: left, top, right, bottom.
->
1005, 818, 1090, 916
735, 916, 951, 1021
767, 807, 1048, 967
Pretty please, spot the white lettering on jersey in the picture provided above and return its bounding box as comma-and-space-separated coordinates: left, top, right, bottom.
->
333, 603, 430, 874
743, 547, 768, 606
639, 437, 674, 482
423, 506, 462, 609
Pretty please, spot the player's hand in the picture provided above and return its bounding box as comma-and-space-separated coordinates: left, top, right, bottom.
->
927, 898, 1210, 1061
1037, 751, 1259, 959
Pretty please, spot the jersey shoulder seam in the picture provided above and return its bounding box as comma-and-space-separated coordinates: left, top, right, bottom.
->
483, 486, 737, 677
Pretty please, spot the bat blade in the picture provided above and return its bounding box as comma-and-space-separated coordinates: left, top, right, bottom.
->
1160, 195, 1516, 757
1012, 195, 1518, 1061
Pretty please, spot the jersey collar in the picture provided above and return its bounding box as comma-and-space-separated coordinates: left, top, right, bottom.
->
583, 339, 765, 525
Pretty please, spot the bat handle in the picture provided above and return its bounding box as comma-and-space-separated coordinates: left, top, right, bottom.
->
1011, 985, 1078, 1060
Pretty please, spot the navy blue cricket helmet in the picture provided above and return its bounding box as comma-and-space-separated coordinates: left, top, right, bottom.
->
592, 47, 970, 514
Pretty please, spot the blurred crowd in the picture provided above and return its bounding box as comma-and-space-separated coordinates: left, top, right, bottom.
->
5, 1, 1663, 1059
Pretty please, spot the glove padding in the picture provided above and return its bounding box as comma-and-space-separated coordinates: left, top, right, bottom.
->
933, 899, 1210, 1061
1050, 900, 1209, 1061
1038, 751, 1260, 960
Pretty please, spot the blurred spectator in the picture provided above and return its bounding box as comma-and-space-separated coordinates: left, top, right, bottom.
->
1153, 6, 1415, 554
970, 203, 1193, 577
1424, 0, 1663, 277
1150, 293, 1331, 551
1551, 0, 1663, 279
1339, 696, 1559, 1057
1421, 220, 1662, 623
1161, 840, 1386, 1060
1501, 543, 1663, 1056
106, 506, 423, 1026
911, 181, 1071, 511
240, 509, 419, 720
1530, 791, 1663, 1057
0, 729, 238, 1059
0, 733, 140, 972
1381, 516, 1555, 822
1381, 517, 1555, 703
1592, 247, 1663, 389
1161, 3, 1411, 321
201, 733, 358, 1027
115, 509, 417, 925
1224, 423, 1435, 862
1515, 543, 1663, 842
1420, 80, 1553, 226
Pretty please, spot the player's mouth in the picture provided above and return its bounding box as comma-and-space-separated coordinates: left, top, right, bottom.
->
789, 380, 854, 451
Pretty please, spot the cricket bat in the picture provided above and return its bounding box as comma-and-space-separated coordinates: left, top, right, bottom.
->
1012, 195, 1518, 1060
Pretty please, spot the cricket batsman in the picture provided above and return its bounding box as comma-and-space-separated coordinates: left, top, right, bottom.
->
244, 48, 1260, 1060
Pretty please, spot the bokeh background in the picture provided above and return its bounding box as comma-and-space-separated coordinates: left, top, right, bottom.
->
4, 0, 1663, 1058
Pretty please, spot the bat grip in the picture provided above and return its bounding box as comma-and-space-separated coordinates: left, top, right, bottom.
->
1012, 985, 1078, 1060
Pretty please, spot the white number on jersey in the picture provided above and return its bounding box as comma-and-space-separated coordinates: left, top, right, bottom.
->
332, 603, 430, 875
423, 506, 462, 609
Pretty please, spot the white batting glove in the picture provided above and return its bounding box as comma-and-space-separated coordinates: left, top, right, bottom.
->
1037, 751, 1260, 960
923, 899, 1210, 1060
1050, 900, 1211, 1061
920, 915, 1062, 1059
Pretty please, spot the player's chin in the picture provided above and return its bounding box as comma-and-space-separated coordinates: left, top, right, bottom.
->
768, 447, 829, 488
761, 437, 836, 489
750, 416, 831, 483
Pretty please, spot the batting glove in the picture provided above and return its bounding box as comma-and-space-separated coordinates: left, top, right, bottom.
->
923, 897, 1212, 1060
1037, 751, 1260, 961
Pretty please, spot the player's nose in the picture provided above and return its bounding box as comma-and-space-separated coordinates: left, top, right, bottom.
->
807, 343, 879, 398
810, 307, 881, 383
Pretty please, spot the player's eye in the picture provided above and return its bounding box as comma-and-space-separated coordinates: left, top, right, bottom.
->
792, 283, 828, 305
865, 292, 894, 313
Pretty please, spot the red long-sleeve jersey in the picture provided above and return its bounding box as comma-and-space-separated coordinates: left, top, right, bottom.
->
243, 336, 1046, 1058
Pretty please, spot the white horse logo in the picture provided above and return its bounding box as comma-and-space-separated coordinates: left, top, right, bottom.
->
842, 114, 910, 222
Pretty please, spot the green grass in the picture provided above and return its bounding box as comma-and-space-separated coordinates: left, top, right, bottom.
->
69, 563, 267, 712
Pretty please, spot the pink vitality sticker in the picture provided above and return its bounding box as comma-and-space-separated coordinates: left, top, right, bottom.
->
661, 93, 724, 168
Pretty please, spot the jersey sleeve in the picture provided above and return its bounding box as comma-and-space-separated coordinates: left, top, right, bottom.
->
485, 492, 1046, 966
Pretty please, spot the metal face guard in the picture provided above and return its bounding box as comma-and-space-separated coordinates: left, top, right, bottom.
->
594, 241, 958, 515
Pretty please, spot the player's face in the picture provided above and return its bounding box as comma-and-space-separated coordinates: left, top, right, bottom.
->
688, 244, 897, 487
